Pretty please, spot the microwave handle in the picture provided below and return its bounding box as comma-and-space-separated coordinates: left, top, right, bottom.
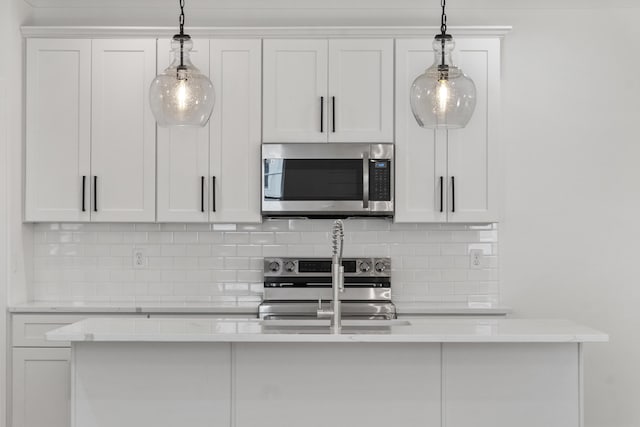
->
362, 153, 369, 209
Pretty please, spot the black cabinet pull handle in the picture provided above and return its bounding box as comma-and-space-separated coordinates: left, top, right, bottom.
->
200, 176, 205, 212
93, 176, 97, 212
451, 176, 455, 213
439, 176, 444, 213
332, 96, 336, 133
212, 176, 217, 212
81, 176, 86, 212
320, 96, 324, 133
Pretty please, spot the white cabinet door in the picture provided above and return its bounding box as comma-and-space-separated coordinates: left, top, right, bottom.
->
210, 39, 262, 223
443, 344, 580, 427
156, 39, 211, 222
394, 38, 501, 223
262, 39, 328, 143
12, 348, 71, 427
395, 39, 448, 223
90, 39, 156, 222
25, 39, 91, 222
447, 38, 500, 223
328, 39, 394, 142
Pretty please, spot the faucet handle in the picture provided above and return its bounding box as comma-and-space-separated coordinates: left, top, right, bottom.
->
317, 298, 333, 319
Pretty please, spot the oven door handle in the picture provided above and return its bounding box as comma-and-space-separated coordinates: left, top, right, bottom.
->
362, 153, 369, 209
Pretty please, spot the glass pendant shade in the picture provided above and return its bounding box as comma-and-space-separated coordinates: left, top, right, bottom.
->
410, 36, 476, 129
149, 36, 215, 127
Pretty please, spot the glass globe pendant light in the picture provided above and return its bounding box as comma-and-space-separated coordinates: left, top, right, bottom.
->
149, 0, 214, 127
410, 0, 476, 129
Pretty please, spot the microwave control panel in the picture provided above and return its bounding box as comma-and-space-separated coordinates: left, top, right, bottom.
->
369, 160, 392, 201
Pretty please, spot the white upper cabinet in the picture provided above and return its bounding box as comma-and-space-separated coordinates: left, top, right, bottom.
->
90, 39, 156, 222
25, 39, 91, 222
156, 39, 262, 223
156, 39, 211, 223
395, 38, 501, 223
209, 39, 262, 223
446, 38, 500, 223
25, 38, 156, 223
263, 39, 328, 143
328, 39, 394, 142
394, 41, 447, 223
263, 38, 393, 143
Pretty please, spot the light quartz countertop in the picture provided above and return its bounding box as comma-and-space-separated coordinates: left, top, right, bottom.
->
7, 301, 261, 314
46, 317, 608, 344
8, 301, 511, 315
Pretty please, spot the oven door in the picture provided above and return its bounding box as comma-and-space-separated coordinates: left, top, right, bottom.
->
262, 143, 393, 216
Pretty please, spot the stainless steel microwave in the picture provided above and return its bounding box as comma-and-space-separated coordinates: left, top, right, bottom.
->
261, 143, 394, 217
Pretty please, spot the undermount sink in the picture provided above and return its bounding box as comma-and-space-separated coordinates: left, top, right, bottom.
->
260, 319, 411, 328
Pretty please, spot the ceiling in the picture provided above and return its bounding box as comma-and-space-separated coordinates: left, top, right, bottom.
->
21, 0, 640, 9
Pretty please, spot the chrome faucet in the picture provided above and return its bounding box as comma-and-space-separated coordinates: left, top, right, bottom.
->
317, 219, 345, 333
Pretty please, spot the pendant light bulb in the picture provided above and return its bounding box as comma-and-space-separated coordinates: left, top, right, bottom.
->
149, 1, 215, 127
410, 1, 476, 129
436, 78, 450, 113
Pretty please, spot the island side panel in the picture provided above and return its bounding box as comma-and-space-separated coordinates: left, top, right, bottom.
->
442, 343, 580, 427
72, 342, 232, 427
233, 342, 442, 427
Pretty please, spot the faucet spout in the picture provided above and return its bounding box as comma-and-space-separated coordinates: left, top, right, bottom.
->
316, 220, 345, 332
330, 220, 345, 333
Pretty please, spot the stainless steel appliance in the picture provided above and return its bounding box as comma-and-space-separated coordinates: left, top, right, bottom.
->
258, 257, 396, 320
262, 143, 394, 217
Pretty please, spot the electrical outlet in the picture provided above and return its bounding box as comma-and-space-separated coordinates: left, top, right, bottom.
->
133, 249, 146, 269
469, 249, 483, 269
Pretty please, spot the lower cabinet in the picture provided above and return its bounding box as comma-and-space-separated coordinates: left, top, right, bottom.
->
9, 313, 256, 427
11, 314, 89, 427
12, 348, 71, 427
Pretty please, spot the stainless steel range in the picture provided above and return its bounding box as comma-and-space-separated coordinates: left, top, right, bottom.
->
258, 257, 396, 320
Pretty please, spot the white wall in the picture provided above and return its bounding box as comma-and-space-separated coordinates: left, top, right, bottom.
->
7, 1, 640, 426
3, 1, 32, 426
1, 0, 10, 422
498, 9, 640, 427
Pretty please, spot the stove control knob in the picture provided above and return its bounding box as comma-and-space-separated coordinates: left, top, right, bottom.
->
268, 261, 281, 273
284, 261, 296, 273
359, 261, 371, 273
374, 261, 387, 273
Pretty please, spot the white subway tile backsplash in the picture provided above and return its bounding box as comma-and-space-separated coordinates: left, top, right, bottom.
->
160, 224, 187, 232
135, 224, 161, 232
214, 270, 237, 282
224, 232, 250, 244
123, 232, 148, 244
97, 232, 124, 244
148, 232, 174, 244
250, 232, 275, 245
198, 257, 224, 269
186, 245, 211, 257
349, 231, 381, 244
174, 232, 198, 244
275, 232, 300, 244
236, 245, 262, 257
212, 245, 237, 257
161, 244, 187, 257
31, 220, 499, 304
173, 257, 199, 269
198, 231, 224, 244
440, 244, 467, 256
224, 257, 250, 270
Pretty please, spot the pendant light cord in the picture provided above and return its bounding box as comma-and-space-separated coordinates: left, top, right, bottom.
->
178, 0, 186, 71
440, 0, 447, 36
179, 0, 185, 36
439, 0, 447, 69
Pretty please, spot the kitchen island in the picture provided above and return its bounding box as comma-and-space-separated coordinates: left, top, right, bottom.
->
48, 317, 607, 427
